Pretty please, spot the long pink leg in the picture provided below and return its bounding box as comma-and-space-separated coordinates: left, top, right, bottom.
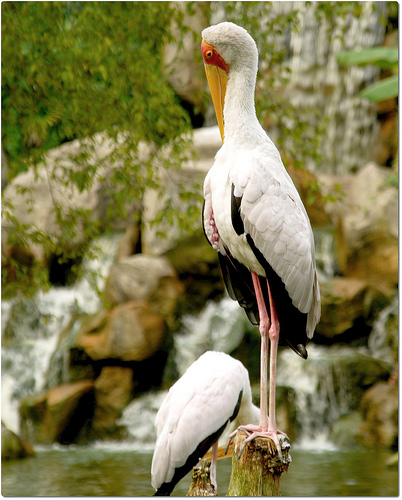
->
266, 278, 280, 437
225, 272, 286, 461
251, 272, 270, 432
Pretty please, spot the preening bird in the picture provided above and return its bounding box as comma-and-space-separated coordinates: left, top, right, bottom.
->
201, 22, 321, 457
151, 351, 260, 496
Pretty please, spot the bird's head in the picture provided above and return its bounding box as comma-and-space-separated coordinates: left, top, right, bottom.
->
201, 22, 259, 141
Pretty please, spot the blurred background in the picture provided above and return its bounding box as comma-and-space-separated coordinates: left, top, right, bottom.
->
1, 1, 398, 496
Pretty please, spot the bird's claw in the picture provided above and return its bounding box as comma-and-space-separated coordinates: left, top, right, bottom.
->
229, 425, 289, 463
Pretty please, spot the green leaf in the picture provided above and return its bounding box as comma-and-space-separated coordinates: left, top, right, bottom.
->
337, 47, 398, 69
360, 75, 398, 102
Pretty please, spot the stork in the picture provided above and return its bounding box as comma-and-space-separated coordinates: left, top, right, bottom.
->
201, 22, 321, 459
151, 351, 260, 495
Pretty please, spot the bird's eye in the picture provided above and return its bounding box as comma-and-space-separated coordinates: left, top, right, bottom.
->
206, 50, 213, 58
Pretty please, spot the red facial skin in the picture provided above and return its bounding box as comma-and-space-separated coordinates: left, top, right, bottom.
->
201, 40, 229, 74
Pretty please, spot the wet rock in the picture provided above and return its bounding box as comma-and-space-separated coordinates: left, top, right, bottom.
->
357, 380, 398, 448
92, 366, 135, 438
75, 301, 167, 362
163, 231, 224, 318
317, 276, 389, 339
20, 380, 94, 445
163, 2, 208, 115
105, 254, 179, 306
330, 411, 363, 448
1, 423, 36, 460
322, 162, 398, 294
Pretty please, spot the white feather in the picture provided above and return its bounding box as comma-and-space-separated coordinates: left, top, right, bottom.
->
151, 351, 259, 491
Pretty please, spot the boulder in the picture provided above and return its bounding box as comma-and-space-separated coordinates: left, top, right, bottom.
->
321, 162, 398, 294
317, 276, 389, 339
162, 3, 208, 113
329, 411, 363, 448
104, 254, 179, 306
75, 301, 167, 362
92, 366, 134, 437
357, 380, 398, 448
1, 134, 110, 263
19, 380, 94, 444
1, 423, 36, 460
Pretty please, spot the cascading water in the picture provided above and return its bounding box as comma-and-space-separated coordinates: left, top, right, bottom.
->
277, 345, 357, 448
368, 294, 398, 364
1, 235, 120, 434
173, 297, 250, 376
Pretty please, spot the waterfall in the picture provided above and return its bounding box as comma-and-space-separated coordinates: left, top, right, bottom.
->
313, 226, 338, 281
173, 297, 250, 377
1, 234, 120, 434
368, 294, 398, 364
277, 345, 356, 449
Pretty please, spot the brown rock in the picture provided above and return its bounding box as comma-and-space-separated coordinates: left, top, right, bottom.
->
20, 380, 93, 444
357, 380, 398, 448
1, 424, 36, 460
317, 277, 388, 338
92, 366, 134, 433
75, 301, 167, 362
105, 254, 178, 306
321, 163, 398, 294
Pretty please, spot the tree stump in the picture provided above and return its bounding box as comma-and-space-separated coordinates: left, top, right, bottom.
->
227, 430, 291, 496
187, 460, 218, 496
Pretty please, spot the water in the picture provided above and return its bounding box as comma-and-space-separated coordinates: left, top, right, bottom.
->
173, 297, 249, 376
1, 444, 398, 496
1, 235, 120, 434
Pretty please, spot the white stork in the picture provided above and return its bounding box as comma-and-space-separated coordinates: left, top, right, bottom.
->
151, 351, 260, 495
201, 22, 321, 459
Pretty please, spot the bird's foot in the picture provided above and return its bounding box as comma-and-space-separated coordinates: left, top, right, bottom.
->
225, 425, 289, 463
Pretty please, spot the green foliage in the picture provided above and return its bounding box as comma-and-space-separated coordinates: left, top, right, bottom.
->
2, 1, 199, 299
337, 47, 398, 102
2, 2, 191, 175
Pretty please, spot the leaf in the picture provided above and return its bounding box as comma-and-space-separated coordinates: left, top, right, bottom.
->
360, 75, 398, 102
337, 47, 398, 69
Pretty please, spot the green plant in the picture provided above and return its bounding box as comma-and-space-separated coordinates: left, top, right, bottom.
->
337, 46, 398, 102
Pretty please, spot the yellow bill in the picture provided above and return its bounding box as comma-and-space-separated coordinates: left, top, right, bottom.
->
203, 63, 227, 143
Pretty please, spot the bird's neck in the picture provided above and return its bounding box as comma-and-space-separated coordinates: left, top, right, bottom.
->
223, 69, 264, 144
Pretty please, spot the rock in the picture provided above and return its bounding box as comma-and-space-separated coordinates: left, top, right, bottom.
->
330, 411, 363, 447
140, 126, 220, 257
357, 380, 398, 448
75, 301, 167, 362
317, 277, 389, 338
1, 423, 36, 460
163, 3, 208, 114
115, 224, 141, 260
321, 162, 398, 294
1, 135, 108, 262
105, 254, 179, 306
163, 230, 218, 276
92, 366, 135, 437
162, 231, 224, 318
19, 380, 94, 445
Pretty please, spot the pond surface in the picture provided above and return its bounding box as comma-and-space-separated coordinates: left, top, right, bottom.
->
1, 444, 398, 497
